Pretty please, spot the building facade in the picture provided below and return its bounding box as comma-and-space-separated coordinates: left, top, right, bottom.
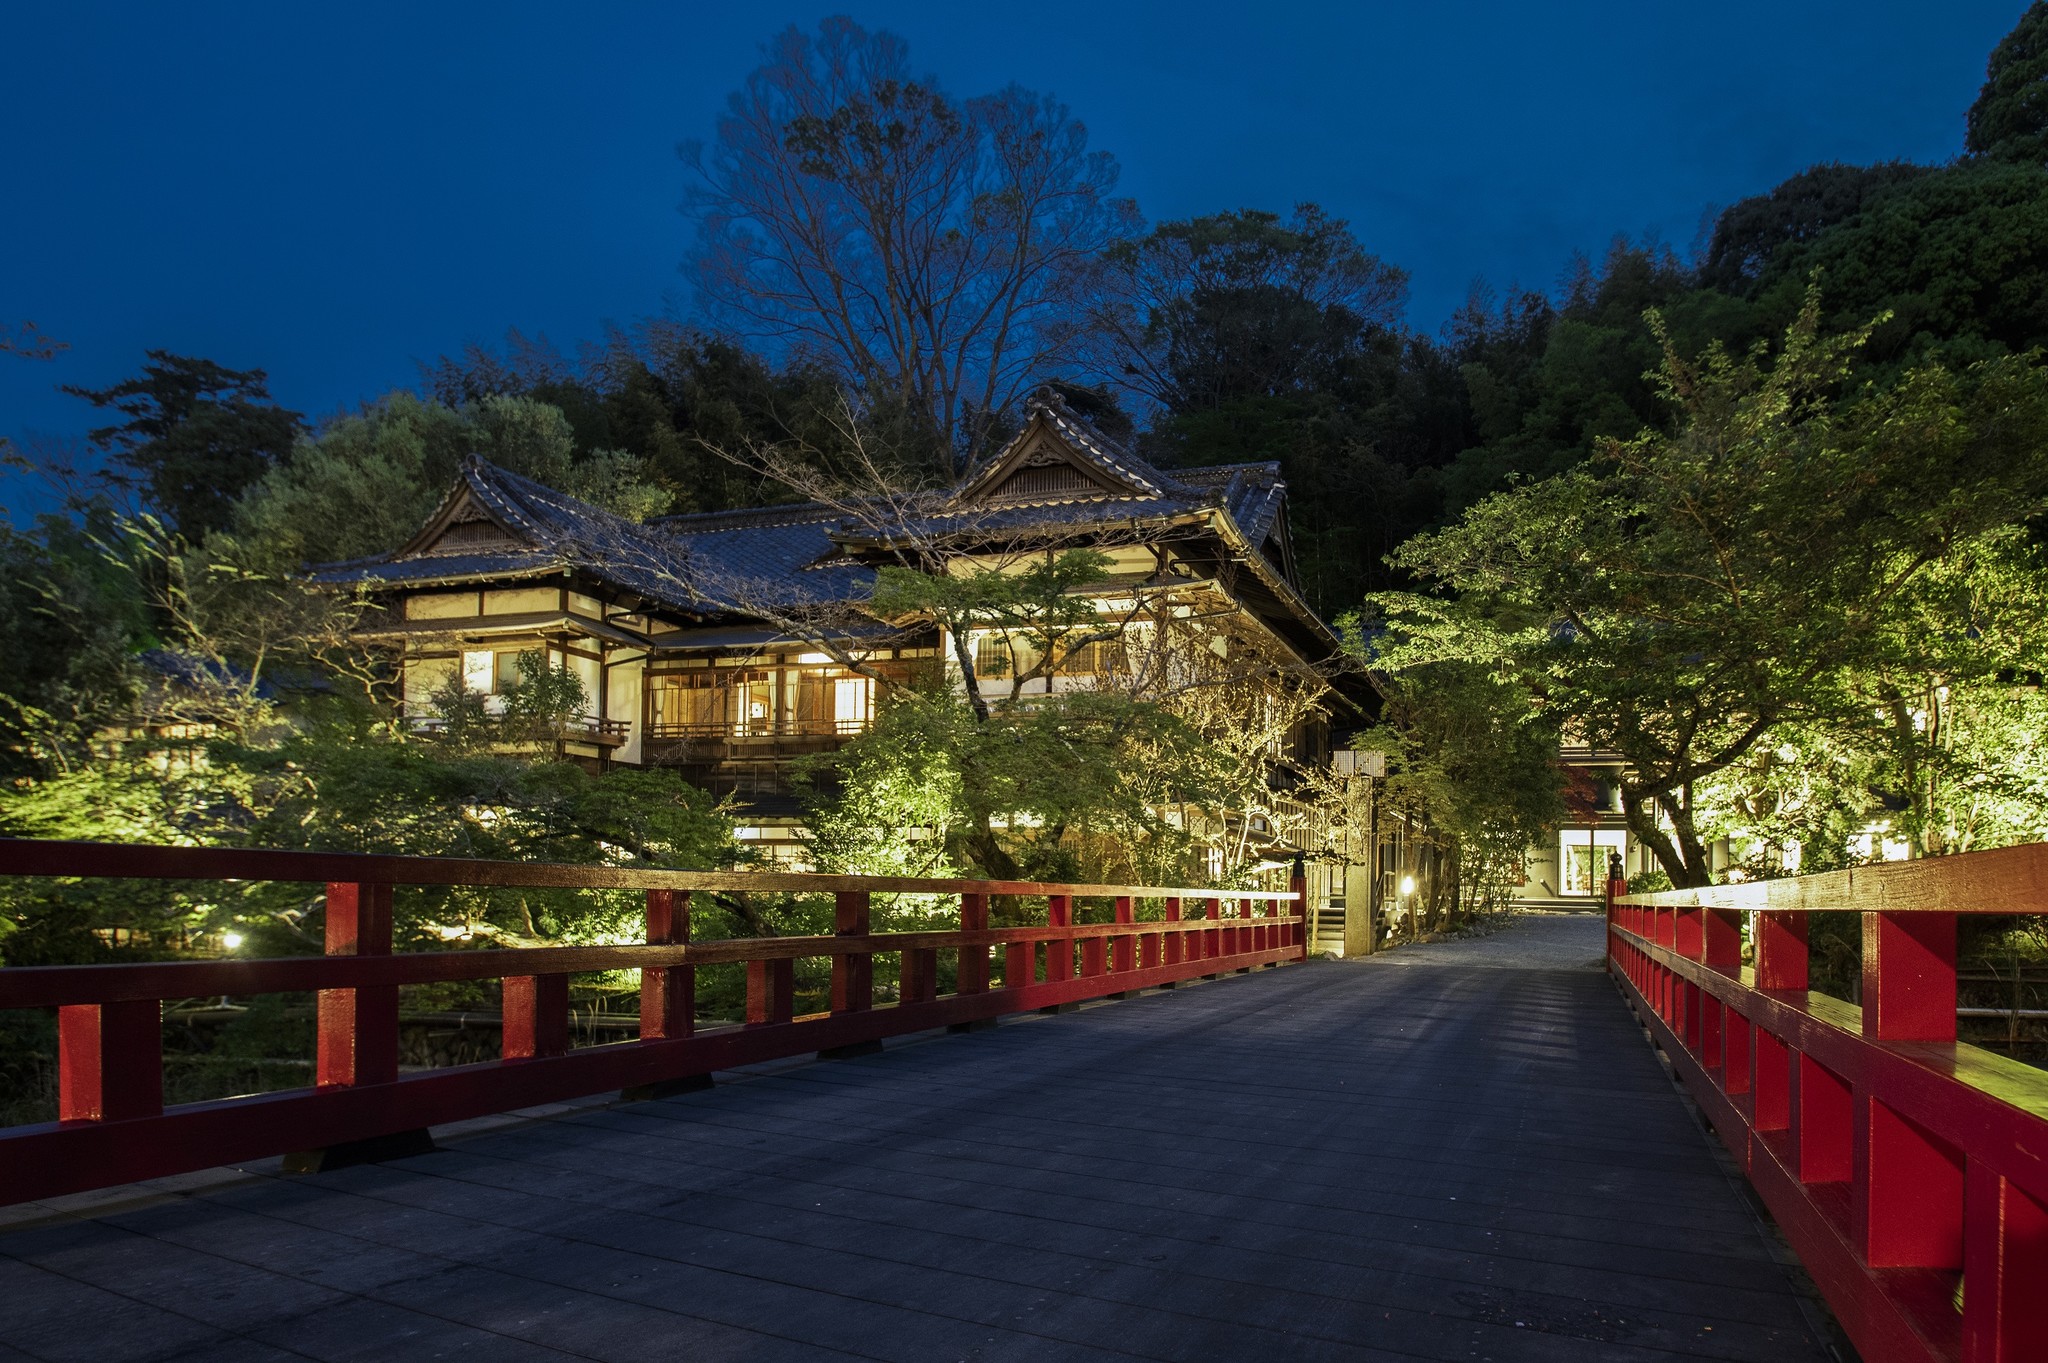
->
318, 390, 1352, 878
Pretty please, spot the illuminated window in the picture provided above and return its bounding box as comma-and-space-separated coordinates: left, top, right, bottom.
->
832, 676, 870, 733
1559, 829, 1627, 895
460, 649, 529, 694
1053, 637, 1127, 676
973, 633, 1013, 677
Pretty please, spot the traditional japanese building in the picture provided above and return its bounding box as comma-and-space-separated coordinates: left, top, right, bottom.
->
317, 389, 1351, 873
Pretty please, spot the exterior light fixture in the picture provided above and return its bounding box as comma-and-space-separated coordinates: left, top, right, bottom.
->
221, 931, 244, 950
1398, 876, 1416, 897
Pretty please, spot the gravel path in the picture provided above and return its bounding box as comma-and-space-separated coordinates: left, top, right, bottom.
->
1356, 911, 1610, 971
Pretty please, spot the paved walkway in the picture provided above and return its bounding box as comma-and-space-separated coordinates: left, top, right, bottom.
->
0, 918, 1830, 1362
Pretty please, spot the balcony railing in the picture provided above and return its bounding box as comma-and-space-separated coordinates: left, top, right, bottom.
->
646, 716, 868, 741
406, 713, 630, 745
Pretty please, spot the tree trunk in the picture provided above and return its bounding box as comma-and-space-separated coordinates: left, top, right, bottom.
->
1622, 788, 1715, 888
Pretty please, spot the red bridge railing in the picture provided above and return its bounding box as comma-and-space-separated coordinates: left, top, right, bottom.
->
0, 839, 1305, 1207
1606, 851, 2048, 1363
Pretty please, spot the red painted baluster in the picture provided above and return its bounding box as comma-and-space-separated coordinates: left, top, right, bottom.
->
1700, 994, 1722, 1071
1294, 868, 1310, 960
1754, 1029, 1791, 1131
1794, 1052, 1852, 1184
641, 888, 694, 1041
957, 893, 990, 994
503, 973, 570, 1059
1857, 909, 1964, 1273
1111, 895, 1135, 974
1080, 927, 1107, 978
1163, 896, 1183, 966
1721, 1007, 1751, 1097
1704, 908, 1741, 972
317, 881, 398, 1087
1860, 1094, 1964, 1270
1045, 894, 1074, 983
1863, 910, 1956, 1042
900, 946, 938, 1005
747, 957, 795, 1025
832, 890, 873, 1013
1676, 906, 1704, 960
58, 999, 162, 1122
1004, 939, 1036, 989
1205, 897, 1221, 962
1963, 1164, 2048, 1362
1755, 912, 1809, 991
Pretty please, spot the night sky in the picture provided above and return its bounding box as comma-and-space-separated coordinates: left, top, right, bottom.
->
0, 1, 2025, 516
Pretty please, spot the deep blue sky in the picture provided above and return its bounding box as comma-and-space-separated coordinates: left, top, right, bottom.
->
0, 2, 2025, 516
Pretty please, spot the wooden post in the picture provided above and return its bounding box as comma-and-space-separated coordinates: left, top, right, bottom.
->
1292, 865, 1309, 962
832, 890, 873, 1013
900, 947, 938, 1005
1045, 895, 1073, 982
1111, 895, 1135, 973
747, 958, 794, 1025
640, 888, 693, 1040
316, 881, 398, 1087
949, 893, 996, 1034
58, 999, 161, 1122
1039, 894, 1077, 1013
1863, 911, 1957, 1042
1756, 912, 1809, 991
503, 974, 570, 1059
625, 887, 709, 1100
957, 893, 990, 994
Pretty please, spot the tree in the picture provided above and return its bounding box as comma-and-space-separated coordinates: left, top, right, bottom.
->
1347, 659, 1566, 921
63, 353, 304, 538
683, 17, 1139, 472
232, 392, 667, 566
1968, 2, 2048, 163
1084, 204, 1407, 415
422, 324, 877, 513
1698, 161, 1932, 296
1372, 292, 2048, 886
1756, 160, 2048, 365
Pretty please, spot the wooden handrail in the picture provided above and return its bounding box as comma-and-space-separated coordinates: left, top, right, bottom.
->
0, 838, 1301, 900
1604, 861, 2048, 1363
0, 838, 1309, 1208
1612, 840, 2048, 913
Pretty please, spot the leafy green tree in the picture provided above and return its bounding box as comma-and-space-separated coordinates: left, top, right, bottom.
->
1372, 293, 2048, 886
1349, 660, 1566, 919
1698, 161, 1932, 296
423, 325, 880, 512
232, 392, 666, 565
1087, 204, 1408, 413
1756, 160, 2048, 366
63, 352, 304, 538
1968, 2, 2048, 163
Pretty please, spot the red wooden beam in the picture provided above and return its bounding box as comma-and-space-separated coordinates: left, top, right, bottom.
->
1606, 872, 2048, 1363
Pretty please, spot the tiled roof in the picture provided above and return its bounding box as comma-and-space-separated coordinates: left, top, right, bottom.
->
313, 394, 1318, 650
314, 458, 707, 615
658, 504, 876, 609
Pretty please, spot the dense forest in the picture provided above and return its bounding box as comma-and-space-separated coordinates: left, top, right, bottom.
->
6, 6, 2048, 1093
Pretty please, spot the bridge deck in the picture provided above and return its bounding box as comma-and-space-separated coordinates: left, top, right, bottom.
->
0, 918, 1829, 1362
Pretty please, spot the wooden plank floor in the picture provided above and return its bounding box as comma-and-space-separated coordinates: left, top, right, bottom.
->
0, 918, 1831, 1362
